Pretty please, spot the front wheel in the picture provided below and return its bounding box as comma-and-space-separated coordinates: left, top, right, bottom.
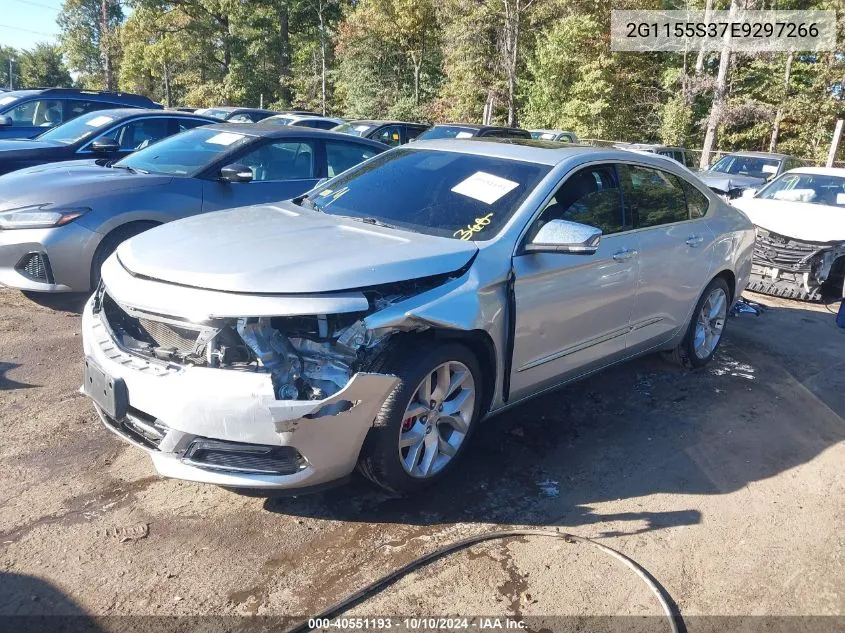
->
665, 277, 730, 369
357, 341, 483, 495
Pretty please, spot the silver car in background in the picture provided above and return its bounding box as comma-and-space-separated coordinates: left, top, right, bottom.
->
81, 141, 754, 494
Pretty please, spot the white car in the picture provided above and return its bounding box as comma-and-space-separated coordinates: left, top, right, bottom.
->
732, 167, 845, 300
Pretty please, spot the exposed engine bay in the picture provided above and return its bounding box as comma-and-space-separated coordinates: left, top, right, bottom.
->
748, 228, 845, 301
93, 273, 455, 401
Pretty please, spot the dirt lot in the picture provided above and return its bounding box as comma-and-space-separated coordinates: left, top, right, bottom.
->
1, 287, 844, 630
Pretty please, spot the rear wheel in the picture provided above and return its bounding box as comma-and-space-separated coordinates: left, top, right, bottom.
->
357, 341, 483, 494
665, 277, 730, 369
89, 222, 157, 290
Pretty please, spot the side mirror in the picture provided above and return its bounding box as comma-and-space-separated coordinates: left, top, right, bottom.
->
219, 163, 254, 183
741, 188, 757, 198
0, 115, 12, 127
525, 219, 602, 255
91, 137, 120, 153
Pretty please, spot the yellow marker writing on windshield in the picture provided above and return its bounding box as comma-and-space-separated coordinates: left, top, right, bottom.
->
453, 213, 494, 241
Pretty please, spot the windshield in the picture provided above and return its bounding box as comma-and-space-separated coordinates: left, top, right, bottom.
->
333, 122, 374, 137
113, 127, 253, 176
198, 108, 231, 120
416, 125, 478, 141
35, 111, 119, 145
300, 148, 551, 240
262, 116, 295, 127
710, 155, 780, 179
0, 91, 35, 110
757, 172, 845, 207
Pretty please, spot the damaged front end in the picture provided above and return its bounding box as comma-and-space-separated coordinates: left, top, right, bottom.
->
93, 271, 456, 403
747, 228, 845, 301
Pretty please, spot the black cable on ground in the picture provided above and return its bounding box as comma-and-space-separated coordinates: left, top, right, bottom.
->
286, 528, 686, 633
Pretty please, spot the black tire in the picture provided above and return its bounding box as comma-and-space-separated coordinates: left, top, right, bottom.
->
89, 222, 158, 290
357, 341, 484, 495
664, 277, 731, 369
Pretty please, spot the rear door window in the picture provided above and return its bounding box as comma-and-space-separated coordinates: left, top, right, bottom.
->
621, 164, 689, 228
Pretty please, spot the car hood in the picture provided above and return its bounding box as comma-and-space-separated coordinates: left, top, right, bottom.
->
117, 202, 479, 294
0, 160, 172, 209
732, 197, 845, 242
696, 172, 767, 193
0, 138, 62, 154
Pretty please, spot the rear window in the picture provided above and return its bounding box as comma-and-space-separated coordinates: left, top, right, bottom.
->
333, 122, 374, 137
301, 148, 551, 241
416, 126, 479, 140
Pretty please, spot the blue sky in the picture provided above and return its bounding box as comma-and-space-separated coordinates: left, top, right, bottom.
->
0, 0, 63, 50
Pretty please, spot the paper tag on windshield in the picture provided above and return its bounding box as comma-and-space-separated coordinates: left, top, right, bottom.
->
86, 115, 114, 127
761, 164, 778, 174
455, 131, 474, 139
540, 133, 555, 140
0, 96, 17, 106
354, 125, 370, 132
837, 193, 845, 205
451, 171, 519, 204
206, 132, 245, 146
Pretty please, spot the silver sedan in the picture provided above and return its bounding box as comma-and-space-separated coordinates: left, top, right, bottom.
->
81, 140, 754, 494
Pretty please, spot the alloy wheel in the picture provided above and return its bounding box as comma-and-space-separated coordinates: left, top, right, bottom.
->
694, 287, 727, 360
398, 361, 476, 478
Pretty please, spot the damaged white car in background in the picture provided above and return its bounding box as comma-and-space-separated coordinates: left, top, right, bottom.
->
733, 167, 845, 301
82, 141, 754, 494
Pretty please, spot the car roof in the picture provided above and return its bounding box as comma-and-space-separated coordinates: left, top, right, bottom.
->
347, 119, 417, 126
82, 108, 216, 119
625, 143, 689, 151
201, 123, 388, 147
728, 150, 791, 159
3, 88, 158, 106
408, 138, 670, 166
790, 167, 845, 177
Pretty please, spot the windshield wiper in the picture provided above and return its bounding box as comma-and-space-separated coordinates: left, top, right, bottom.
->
110, 164, 138, 174
293, 193, 324, 213
340, 216, 397, 230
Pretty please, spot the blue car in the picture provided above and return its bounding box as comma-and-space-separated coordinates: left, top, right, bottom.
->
0, 88, 161, 139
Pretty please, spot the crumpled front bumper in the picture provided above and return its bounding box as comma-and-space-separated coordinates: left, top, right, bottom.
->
81, 297, 398, 489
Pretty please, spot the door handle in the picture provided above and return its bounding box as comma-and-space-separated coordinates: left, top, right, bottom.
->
612, 248, 638, 262
685, 235, 704, 247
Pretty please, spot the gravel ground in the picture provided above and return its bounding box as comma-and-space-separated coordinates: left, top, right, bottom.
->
1, 288, 843, 630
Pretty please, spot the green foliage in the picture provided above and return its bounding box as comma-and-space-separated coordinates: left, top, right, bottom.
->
48, 0, 843, 162
58, 0, 123, 89
19, 44, 73, 88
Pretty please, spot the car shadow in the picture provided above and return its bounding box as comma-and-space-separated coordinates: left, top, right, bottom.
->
21, 290, 89, 315
263, 298, 845, 536
0, 572, 105, 632
0, 362, 37, 390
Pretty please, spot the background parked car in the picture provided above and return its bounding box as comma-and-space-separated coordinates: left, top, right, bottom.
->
617, 143, 694, 168
259, 114, 345, 130
0, 88, 161, 139
697, 151, 804, 198
530, 129, 580, 143
332, 120, 429, 146
0, 109, 216, 176
0, 125, 387, 293
415, 124, 532, 141
193, 107, 279, 122
732, 167, 845, 301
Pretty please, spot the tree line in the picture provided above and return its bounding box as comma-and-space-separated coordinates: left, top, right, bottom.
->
5, 0, 845, 166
